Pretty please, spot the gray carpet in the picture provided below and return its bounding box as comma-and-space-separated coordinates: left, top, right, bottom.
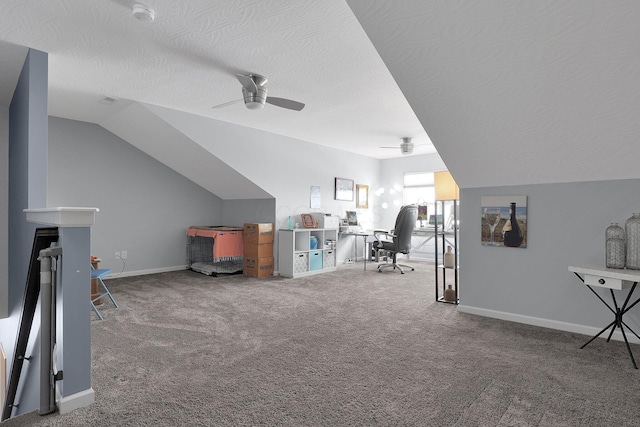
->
5, 260, 640, 426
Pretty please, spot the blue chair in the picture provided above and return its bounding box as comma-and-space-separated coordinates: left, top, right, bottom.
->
91, 265, 118, 320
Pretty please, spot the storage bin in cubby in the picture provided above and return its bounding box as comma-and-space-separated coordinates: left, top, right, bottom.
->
309, 251, 323, 271
293, 252, 309, 274
323, 250, 335, 268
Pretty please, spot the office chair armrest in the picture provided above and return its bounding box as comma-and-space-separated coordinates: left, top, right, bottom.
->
373, 230, 396, 243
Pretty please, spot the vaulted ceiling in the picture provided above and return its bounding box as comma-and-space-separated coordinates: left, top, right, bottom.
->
2, 1, 640, 189
346, 0, 640, 188
0, 0, 434, 160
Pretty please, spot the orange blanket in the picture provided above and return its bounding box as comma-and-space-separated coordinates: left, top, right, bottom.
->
211, 231, 243, 260
186, 227, 244, 261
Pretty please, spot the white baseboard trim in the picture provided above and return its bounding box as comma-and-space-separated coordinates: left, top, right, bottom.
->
56, 387, 95, 415
105, 265, 188, 279
457, 304, 640, 345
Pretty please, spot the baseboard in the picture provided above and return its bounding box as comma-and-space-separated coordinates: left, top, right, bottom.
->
457, 304, 640, 345
105, 265, 188, 279
56, 387, 95, 415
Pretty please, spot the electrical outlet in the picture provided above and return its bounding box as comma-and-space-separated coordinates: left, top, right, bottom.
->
121, 250, 127, 259
115, 251, 120, 259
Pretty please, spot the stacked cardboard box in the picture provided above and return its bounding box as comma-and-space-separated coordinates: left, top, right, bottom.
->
243, 223, 274, 277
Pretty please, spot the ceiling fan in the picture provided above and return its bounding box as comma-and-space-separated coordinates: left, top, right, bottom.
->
380, 137, 426, 155
212, 73, 305, 111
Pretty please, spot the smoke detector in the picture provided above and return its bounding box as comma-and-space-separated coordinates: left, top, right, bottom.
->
133, 4, 155, 22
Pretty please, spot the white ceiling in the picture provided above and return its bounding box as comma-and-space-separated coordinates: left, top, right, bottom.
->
0, 0, 435, 160
5, 1, 640, 189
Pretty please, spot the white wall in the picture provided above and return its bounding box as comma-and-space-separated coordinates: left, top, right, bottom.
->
378, 153, 447, 230
459, 178, 640, 341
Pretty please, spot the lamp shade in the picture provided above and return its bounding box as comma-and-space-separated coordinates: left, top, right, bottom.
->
434, 171, 459, 200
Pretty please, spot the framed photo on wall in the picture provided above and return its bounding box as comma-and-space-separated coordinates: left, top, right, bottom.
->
481, 195, 527, 248
356, 184, 369, 209
335, 177, 354, 201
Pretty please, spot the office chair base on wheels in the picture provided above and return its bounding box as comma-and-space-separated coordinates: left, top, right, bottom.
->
377, 253, 415, 274
91, 268, 118, 320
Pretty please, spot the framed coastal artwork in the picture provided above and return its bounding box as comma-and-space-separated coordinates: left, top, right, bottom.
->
481, 195, 527, 248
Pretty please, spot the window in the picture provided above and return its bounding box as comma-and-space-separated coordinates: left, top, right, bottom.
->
403, 172, 435, 227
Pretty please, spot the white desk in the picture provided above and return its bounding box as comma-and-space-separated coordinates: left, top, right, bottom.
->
409, 227, 457, 259
569, 265, 640, 369
340, 230, 374, 270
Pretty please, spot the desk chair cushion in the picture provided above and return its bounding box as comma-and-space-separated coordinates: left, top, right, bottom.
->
91, 268, 112, 279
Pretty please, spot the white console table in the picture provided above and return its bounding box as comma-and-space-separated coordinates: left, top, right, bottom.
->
569, 265, 640, 369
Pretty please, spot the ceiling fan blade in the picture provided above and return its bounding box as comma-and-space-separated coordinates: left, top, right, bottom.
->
266, 97, 305, 111
236, 74, 258, 94
212, 99, 243, 109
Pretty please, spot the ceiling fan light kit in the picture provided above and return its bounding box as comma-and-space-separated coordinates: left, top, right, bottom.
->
242, 86, 267, 110
380, 136, 426, 155
133, 4, 155, 22
400, 137, 414, 155
212, 73, 305, 111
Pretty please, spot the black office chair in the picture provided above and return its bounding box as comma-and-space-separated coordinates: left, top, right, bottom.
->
374, 205, 418, 274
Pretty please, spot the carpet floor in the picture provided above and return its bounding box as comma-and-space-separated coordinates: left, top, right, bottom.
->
4, 260, 640, 426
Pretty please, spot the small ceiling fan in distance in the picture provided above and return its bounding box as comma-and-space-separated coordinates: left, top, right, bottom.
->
380, 137, 426, 155
212, 73, 305, 111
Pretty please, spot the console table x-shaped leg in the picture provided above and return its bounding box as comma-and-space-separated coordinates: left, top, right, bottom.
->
574, 272, 640, 369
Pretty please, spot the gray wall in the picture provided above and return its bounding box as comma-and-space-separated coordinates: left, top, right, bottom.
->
50, 110, 445, 275
1, 48, 48, 416
144, 104, 385, 267
459, 179, 640, 339
0, 106, 8, 318
222, 199, 276, 228
47, 117, 226, 274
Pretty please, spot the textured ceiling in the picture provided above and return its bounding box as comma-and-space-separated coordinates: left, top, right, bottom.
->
6, 1, 637, 187
0, 0, 434, 159
347, 0, 640, 187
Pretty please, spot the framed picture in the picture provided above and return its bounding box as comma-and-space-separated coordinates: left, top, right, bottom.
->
356, 184, 369, 209
300, 213, 317, 228
335, 177, 354, 201
481, 195, 527, 248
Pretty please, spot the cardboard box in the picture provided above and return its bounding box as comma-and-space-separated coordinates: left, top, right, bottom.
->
244, 243, 273, 259
243, 256, 274, 278
243, 223, 274, 245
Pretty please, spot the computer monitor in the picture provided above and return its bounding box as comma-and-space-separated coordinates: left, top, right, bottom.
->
428, 214, 444, 225
346, 211, 358, 226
